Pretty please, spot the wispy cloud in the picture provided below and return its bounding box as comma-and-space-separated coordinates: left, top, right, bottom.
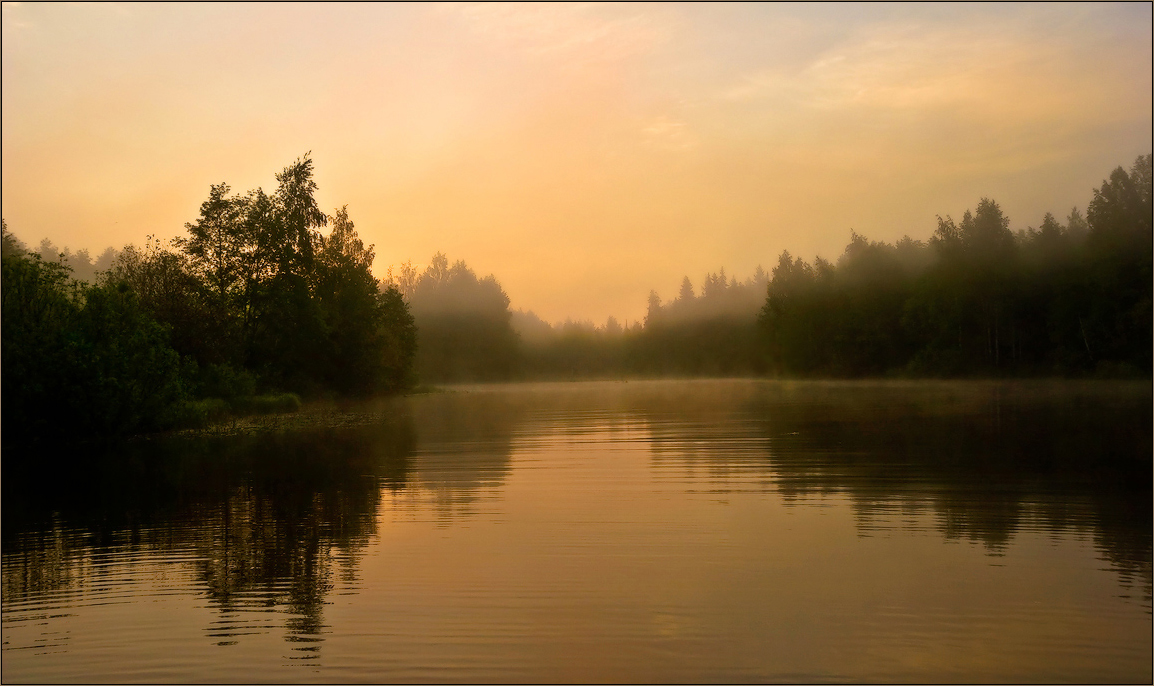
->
2, 2, 33, 31
641, 115, 696, 151
800, 25, 1031, 112
716, 12, 1148, 161
439, 2, 671, 63
722, 22, 1072, 116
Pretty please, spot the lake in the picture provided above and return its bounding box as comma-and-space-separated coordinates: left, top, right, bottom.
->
2, 379, 1150, 683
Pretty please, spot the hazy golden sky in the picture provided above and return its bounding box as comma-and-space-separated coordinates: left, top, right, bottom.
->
3, 2, 1151, 323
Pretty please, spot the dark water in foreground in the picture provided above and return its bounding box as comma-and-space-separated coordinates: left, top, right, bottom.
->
2, 379, 1150, 683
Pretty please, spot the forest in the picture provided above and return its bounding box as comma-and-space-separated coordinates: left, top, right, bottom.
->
2, 155, 416, 445
2, 153, 1149, 446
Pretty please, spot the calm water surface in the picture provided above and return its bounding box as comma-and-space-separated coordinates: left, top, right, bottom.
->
2, 380, 1151, 683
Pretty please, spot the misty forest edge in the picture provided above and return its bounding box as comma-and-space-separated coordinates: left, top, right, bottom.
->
2, 153, 1150, 446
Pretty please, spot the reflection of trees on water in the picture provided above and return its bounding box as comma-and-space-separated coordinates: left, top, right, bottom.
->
4, 380, 1149, 659
2, 393, 528, 660
401, 389, 524, 520
642, 381, 1152, 603
2, 520, 80, 603
2, 412, 415, 661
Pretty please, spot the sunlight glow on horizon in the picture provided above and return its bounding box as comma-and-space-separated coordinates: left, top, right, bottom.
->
3, 2, 1151, 323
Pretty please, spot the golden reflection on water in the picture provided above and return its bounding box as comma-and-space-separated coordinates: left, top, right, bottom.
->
2, 380, 1150, 682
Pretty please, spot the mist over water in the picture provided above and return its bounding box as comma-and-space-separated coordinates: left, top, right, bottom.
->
3, 379, 1149, 683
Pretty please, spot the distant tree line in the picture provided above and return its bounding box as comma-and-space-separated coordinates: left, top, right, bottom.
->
387, 253, 518, 382
2, 154, 416, 447
761, 155, 1151, 377
635, 267, 770, 376
394, 262, 775, 382
512, 310, 636, 379
402, 154, 1151, 381
6, 236, 121, 284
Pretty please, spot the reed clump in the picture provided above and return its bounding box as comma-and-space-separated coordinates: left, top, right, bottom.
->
174, 393, 302, 430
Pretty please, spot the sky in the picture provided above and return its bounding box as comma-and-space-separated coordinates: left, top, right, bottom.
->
3, 2, 1151, 324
